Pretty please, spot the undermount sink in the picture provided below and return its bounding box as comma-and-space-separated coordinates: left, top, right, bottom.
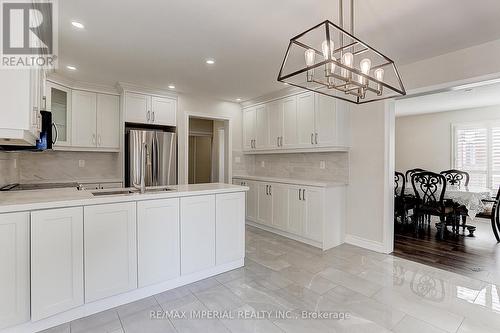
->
92, 189, 137, 196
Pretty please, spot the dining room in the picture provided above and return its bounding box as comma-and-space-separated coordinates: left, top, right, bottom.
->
393, 79, 500, 283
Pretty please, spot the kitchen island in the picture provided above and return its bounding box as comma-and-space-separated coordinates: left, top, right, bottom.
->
0, 183, 248, 333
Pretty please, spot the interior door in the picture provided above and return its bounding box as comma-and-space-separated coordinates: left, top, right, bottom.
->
314, 94, 337, 147
255, 104, 270, 149
272, 184, 288, 230
72, 90, 97, 148
257, 183, 272, 225
243, 107, 256, 150
268, 100, 283, 149
296, 92, 315, 147
282, 96, 298, 148
97, 94, 120, 149
151, 96, 176, 126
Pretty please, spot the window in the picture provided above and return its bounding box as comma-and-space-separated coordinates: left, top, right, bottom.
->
453, 122, 500, 190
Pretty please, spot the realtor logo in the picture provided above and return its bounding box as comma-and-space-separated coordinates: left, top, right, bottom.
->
1, 0, 58, 68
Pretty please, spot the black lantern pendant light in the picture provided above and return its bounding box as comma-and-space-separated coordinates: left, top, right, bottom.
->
277, 0, 406, 104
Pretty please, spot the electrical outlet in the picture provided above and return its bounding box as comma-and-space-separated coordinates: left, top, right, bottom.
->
78, 160, 85, 168
235, 156, 241, 163
320, 161, 326, 169
260, 161, 265, 168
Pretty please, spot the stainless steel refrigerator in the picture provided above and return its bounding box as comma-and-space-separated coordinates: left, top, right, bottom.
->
125, 129, 177, 187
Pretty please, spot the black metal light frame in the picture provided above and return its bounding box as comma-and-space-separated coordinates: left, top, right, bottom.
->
277, 20, 406, 104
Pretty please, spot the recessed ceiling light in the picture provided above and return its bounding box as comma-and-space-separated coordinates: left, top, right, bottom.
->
205, 59, 215, 65
66, 65, 77, 71
168, 84, 175, 89
71, 21, 85, 29
236, 98, 242, 102
283, 83, 289, 85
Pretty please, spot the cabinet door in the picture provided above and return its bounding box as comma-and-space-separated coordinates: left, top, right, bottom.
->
257, 183, 272, 225
84, 203, 137, 302
268, 100, 283, 149
124, 92, 150, 124
255, 104, 270, 149
151, 96, 176, 126
288, 186, 305, 235
246, 181, 258, 222
282, 96, 298, 148
180, 195, 215, 275
296, 92, 315, 147
314, 94, 337, 147
30, 69, 41, 136
47, 82, 72, 146
216, 192, 245, 265
72, 90, 97, 147
271, 184, 288, 230
243, 107, 256, 150
303, 187, 324, 242
137, 199, 180, 288
97, 94, 120, 149
0, 212, 30, 329
31, 207, 84, 321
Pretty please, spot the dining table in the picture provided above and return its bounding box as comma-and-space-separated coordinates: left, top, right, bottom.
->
404, 185, 492, 218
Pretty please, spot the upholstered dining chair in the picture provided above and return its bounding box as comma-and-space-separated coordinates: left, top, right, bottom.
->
441, 169, 470, 231
476, 187, 500, 242
411, 172, 457, 239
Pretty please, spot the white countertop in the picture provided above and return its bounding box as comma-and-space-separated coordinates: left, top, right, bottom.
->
233, 175, 347, 188
0, 183, 248, 213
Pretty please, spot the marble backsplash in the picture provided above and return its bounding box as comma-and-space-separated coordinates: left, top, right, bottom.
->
232, 151, 349, 183
0, 151, 121, 185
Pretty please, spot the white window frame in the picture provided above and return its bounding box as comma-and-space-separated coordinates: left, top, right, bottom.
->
452, 120, 500, 189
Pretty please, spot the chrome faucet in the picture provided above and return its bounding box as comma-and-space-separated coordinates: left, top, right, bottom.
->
134, 142, 148, 194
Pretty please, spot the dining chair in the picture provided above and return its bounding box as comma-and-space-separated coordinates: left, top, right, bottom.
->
441, 169, 471, 231
405, 168, 427, 182
411, 172, 457, 239
394, 172, 406, 224
476, 187, 500, 242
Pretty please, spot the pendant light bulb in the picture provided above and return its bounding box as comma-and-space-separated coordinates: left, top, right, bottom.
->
360, 58, 372, 74
321, 40, 334, 60
374, 68, 384, 81
304, 49, 315, 66
341, 52, 354, 79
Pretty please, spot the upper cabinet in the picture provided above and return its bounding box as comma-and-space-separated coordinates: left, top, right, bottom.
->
243, 92, 350, 153
124, 92, 177, 126
46, 82, 71, 147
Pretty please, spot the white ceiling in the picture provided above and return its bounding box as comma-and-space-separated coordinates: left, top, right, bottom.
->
395, 81, 500, 117
57, 0, 500, 102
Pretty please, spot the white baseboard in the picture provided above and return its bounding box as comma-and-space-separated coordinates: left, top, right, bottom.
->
246, 221, 325, 249
3, 259, 244, 333
344, 234, 387, 253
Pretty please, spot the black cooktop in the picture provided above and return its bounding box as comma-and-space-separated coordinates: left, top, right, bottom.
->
0, 182, 80, 191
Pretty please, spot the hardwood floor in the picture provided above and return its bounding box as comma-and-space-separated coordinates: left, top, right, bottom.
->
393, 217, 500, 284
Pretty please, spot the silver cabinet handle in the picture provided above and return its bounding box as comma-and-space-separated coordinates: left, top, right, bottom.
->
302, 189, 306, 201
52, 123, 58, 144
315, 133, 318, 144
280, 136, 283, 147
277, 137, 280, 147
152, 111, 155, 122
265, 185, 269, 195
147, 111, 151, 121
269, 185, 272, 196
299, 189, 302, 201
311, 133, 314, 145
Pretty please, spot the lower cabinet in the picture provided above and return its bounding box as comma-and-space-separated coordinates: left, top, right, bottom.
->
288, 186, 305, 235
137, 199, 180, 287
0, 212, 30, 329
216, 193, 245, 265
84, 202, 137, 303
257, 183, 272, 225
31, 207, 84, 321
271, 184, 289, 230
303, 187, 323, 242
180, 195, 215, 275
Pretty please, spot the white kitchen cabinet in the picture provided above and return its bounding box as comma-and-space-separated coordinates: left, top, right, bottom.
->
257, 183, 272, 225
84, 203, 137, 302
243, 107, 256, 150
282, 96, 298, 148
271, 184, 288, 230
216, 193, 245, 265
97, 94, 120, 149
0, 212, 30, 329
124, 92, 177, 126
268, 100, 283, 149
180, 195, 216, 275
234, 177, 345, 250
246, 181, 258, 222
151, 96, 177, 126
71, 90, 97, 148
31, 207, 84, 321
137, 199, 180, 287
296, 92, 316, 147
255, 104, 270, 149
46, 82, 72, 147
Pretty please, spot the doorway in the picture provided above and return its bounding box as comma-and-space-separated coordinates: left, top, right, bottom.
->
187, 117, 229, 184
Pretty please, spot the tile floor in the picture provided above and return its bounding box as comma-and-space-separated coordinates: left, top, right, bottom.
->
39, 226, 500, 333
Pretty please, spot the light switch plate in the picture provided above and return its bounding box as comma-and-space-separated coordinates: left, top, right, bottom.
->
320, 161, 326, 169
78, 160, 85, 168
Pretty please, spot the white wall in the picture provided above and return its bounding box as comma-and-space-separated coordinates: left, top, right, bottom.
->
177, 94, 242, 184
396, 105, 500, 173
